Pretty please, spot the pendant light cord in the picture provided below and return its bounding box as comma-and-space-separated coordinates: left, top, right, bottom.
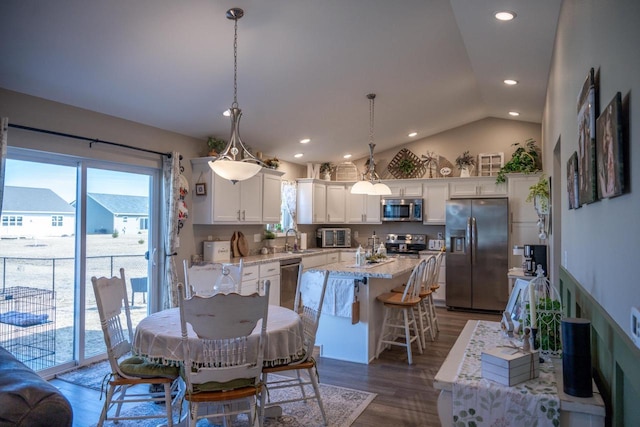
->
232, 16, 239, 109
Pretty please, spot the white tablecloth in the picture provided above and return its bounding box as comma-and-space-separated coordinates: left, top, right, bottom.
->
133, 306, 305, 367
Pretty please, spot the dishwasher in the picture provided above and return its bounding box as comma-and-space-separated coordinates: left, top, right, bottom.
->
279, 257, 302, 310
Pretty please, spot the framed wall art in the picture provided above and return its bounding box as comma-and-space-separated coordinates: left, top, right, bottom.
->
596, 92, 624, 199
195, 182, 207, 196
567, 151, 579, 209
576, 68, 598, 205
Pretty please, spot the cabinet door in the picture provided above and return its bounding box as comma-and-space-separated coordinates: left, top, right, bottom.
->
213, 175, 242, 222
387, 182, 422, 197
423, 182, 448, 224
190, 160, 215, 224
449, 180, 480, 197
346, 190, 365, 223
477, 179, 507, 196
262, 173, 282, 223
326, 184, 346, 223
312, 183, 327, 223
240, 174, 263, 222
363, 194, 381, 223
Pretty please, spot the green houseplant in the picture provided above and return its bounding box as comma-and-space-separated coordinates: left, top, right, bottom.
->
207, 137, 227, 156
397, 158, 416, 176
527, 174, 550, 214
319, 162, 334, 180
495, 138, 542, 183
455, 151, 475, 177
264, 229, 276, 247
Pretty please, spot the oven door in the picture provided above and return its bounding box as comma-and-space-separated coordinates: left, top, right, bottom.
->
322, 230, 336, 247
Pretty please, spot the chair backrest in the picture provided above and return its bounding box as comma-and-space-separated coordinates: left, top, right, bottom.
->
422, 255, 438, 290
401, 259, 426, 302
183, 259, 244, 297
91, 268, 134, 377
431, 251, 444, 286
296, 266, 330, 359
177, 281, 270, 389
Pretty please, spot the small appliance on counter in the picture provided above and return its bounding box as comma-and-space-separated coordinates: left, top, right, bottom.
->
524, 244, 548, 276
316, 227, 351, 248
203, 240, 231, 262
428, 239, 445, 250
384, 234, 427, 257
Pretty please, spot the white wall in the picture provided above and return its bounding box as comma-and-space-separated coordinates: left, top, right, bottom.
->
542, 0, 640, 334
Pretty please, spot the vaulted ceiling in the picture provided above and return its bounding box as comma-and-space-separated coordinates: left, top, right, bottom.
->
0, 0, 561, 163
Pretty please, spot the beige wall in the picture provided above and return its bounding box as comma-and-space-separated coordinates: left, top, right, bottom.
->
542, 0, 640, 334
349, 117, 541, 179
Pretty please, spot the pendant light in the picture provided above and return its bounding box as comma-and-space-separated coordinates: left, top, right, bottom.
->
209, 8, 264, 184
351, 94, 391, 195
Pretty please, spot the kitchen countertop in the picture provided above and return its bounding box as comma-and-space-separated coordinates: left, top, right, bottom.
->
307, 257, 420, 279
225, 248, 345, 267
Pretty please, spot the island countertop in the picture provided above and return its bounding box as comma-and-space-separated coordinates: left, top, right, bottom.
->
307, 257, 420, 279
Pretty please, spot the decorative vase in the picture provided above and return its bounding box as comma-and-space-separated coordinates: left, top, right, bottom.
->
535, 195, 550, 215
265, 239, 274, 248
322, 172, 331, 181
460, 166, 471, 178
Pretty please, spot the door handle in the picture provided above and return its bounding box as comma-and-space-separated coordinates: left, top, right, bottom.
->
242, 210, 246, 221
471, 217, 477, 265
465, 217, 471, 255
237, 210, 241, 221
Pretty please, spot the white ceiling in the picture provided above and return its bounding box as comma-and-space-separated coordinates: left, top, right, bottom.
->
0, 0, 561, 164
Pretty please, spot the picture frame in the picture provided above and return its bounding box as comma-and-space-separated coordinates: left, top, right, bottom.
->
596, 92, 624, 199
506, 278, 530, 332
195, 182, 207, 196
576, 68, 598, 205
567, 151, 580, 209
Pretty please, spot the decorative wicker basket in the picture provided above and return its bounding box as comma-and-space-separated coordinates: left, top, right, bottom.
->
335, 162, 359, 181
387, 148, 426, 179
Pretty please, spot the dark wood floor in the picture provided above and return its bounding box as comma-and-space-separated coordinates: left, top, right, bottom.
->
49, 307, 499, 427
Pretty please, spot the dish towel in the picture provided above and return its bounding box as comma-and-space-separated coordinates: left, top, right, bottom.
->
300, 273, 354, 318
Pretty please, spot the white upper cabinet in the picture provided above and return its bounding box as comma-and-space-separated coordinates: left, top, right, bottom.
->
386, 181, 423, 197
190, 158, 282, 224
297, 179, 327, 224
346, 188, 381, 224
262, 171, 283, 223
449, 177, 507, 198
423, 182, 449, 224
325, 184, 347, 223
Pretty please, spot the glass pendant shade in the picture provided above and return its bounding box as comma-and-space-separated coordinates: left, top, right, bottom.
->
373, 182, 392, 195
351, 179, 375, 195
209, 159, 262, 183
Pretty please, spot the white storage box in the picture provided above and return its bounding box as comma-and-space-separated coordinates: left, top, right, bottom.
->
481, 347, 540, 386
203, 241, 231, 262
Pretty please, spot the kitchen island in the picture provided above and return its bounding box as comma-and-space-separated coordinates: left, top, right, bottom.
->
307, 257, 421, 364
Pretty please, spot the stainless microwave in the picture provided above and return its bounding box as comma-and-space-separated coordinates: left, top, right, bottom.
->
316, 228, 351, 248
381, 198, 423, 222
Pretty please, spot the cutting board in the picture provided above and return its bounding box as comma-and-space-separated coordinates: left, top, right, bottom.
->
237, 231, 249, 257
230, 231, 239, 258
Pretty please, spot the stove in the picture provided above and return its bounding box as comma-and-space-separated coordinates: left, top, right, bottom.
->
384, 234, 427, 256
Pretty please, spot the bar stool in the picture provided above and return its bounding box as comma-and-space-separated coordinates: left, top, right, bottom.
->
427, 251, 444, 334
376, 260, 425, 364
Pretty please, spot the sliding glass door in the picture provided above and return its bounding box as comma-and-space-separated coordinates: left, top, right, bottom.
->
1, 148, 160, 372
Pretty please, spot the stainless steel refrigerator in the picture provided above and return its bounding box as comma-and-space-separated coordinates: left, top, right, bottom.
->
445, 198, 509, 311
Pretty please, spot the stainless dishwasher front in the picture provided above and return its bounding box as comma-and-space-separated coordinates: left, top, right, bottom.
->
279, 258, 302, 310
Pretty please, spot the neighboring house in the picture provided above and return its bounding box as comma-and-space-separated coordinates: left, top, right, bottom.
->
0, 186, 75, 238
85, 193, 149, 235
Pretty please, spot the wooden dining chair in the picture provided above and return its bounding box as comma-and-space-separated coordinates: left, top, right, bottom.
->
91, 268, 180, 427
261, 267, 330, 426
427, 251, 444, 333
376, 259, 425, 364
183, 259, 243, 297
178, 281, 270, 427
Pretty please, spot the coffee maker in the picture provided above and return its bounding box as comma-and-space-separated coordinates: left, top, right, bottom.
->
524, 244, 548, 276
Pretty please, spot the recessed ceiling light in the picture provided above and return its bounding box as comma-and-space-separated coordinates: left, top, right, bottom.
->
299, 138, 311, 144
495, 11, 516, 21
222, 109, 231, 117
343, 154, 352, 159
504, 79, 518, 85
408, 132, 418, 137
294, 153, 303, 158
508, 111, 520, 116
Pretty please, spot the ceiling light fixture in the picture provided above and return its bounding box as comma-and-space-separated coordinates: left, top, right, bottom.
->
351, 94, 391, 196
495, 11, 516, 21
503, 79, 518, 85
509, 111, 520, 116
208, 8, 264, 184
343, 154, 352, 159
294, 153, 303, 158
300, 138, 311, 144
408, 132, 418, 137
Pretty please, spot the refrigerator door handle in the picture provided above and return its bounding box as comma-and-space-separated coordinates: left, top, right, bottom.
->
471, 217, 477, 265
465, 217, 472, 255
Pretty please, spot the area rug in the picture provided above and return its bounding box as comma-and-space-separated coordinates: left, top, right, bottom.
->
57, 361, 376, 427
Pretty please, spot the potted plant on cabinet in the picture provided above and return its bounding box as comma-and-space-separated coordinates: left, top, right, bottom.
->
264, 229, 276, 247
319, 162, 334, 180
455, 151, 476, 177
206, 137, 227, 157
495, 138, 542, 183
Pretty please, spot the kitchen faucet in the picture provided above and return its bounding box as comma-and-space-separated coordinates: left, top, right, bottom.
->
285, 228, 298, 252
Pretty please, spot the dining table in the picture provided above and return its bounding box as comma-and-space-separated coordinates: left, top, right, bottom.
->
132, 305, 305, 368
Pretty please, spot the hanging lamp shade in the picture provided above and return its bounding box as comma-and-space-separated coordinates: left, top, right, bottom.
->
208, 8, 264, 184
350, 94, 391, 196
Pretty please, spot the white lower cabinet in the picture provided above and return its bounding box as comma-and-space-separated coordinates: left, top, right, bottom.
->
240, 262, 280, 306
